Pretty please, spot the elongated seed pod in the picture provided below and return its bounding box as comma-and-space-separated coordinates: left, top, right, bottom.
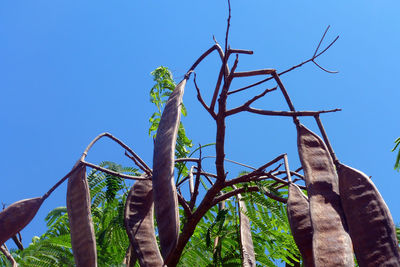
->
237, 193, 256, 267
287, 183, 314, 267
0, 197, 43, 246
338, 164, 400, 266
297, 124, 353, 266
67, 163, 97, 267
152, 78, 187, 260
124, 179, 163, 267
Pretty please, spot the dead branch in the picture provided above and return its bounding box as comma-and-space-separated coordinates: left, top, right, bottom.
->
225, 154, 285, 186
80, 132, 152, 175
228, 27, 339, 95
177, 192, 192, 217
229, 107, 341, 117
0, 245, 17, 267
81, 161, 149, 180
193, 73, 217, 119
190, 146, 203, 209
213, 186, 287, 205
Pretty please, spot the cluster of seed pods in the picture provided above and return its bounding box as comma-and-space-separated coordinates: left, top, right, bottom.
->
287, 123, 400, 267
1, 69, 399, 267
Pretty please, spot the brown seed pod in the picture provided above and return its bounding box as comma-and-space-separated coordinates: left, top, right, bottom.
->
287, 183, 314, 267
237, 193, 256, 267
124, 179, 163, 267
338, 163, 400, 266
67, 163, 97, 267
297, 124, 353, 266
152, 78, 187, 260
0, 197, 43, 246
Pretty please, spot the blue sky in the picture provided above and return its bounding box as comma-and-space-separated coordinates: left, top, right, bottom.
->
1, 0, 399, 261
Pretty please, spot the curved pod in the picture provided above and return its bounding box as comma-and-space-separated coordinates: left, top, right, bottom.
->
124, 179, 163, 267
287, 183, 314, 267
237, 193, 256, 267
152, 79, 187, 260
0, 197, 43, 246
297, 124, 353, 266
67, 163, 97, 267
338, 164, 400, 266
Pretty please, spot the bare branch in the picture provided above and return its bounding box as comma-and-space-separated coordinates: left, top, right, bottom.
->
202, 156, 257, 170
314, 115, 339, 164
213, 186, 287, 205
228, 48, 254, 55
225, 154, 285, 186
226, 86, 277, 116
82, 161, 149, 180
193, 73, 217, 119
232, 69, 275, 78
0, 245, 17, 267
175, 158, 200, 163
228, 29, 339, 96
190, 145, 203, 209
186, 44, 218, 74
80, 132, 152, 175
239, 107, 341, 117
177, 192, 192, 217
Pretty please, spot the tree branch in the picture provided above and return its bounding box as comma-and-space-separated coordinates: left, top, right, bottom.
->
228, 27, 339, 95
213, 186, 287, 205
177, 192, 192, 217
193, 73, 217, 119
81, 161, 149, 180
233, 107, 341, 117
0, 245, 17, 267
226, 86, 277, 116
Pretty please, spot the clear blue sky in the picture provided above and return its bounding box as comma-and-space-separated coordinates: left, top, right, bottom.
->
1, 0, 399, 261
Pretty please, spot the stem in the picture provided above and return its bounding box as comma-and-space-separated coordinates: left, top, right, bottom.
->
81, 161, 149, 180
314, 115, 339, 164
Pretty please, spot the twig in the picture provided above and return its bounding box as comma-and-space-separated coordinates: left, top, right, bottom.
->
232, 69, 275, 78
80, 132, 151, 175
81, 161, 149, 180
124, 151, 152, 176
228, 28, 339, 95
227, 107, 341, 117
225, 154, 285, 186
314, 115, 339, 164
193, 73, 217, 119
213, 186, 287, 205
226, 86, 277, 116
0, 244, 17, 267
187, 44, 218, 75
224, 0, 231, 56
42, 162, 81, 200
228, 48, 254, 55
177, 192, 192, 217
190, 145, 203, 209
202, 156, 256, 170
12, 235, 23, 251
283, 154, 292, 183
175, 158, 200, 163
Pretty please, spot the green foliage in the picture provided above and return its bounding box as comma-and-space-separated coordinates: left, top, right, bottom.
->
0, 162, 140, 266
148, 66, 193, 181
392, 137, 400, 171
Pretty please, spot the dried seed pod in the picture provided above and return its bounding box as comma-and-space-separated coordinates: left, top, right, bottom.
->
338, 164, 400, 266
287, 183, 314, 267
297, 124, 353, 266
67, 163, 97, 267
237, 193, 256, 267
152, 79, 187, 260
124, 179, 163, 267
0, 197, 43, 246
